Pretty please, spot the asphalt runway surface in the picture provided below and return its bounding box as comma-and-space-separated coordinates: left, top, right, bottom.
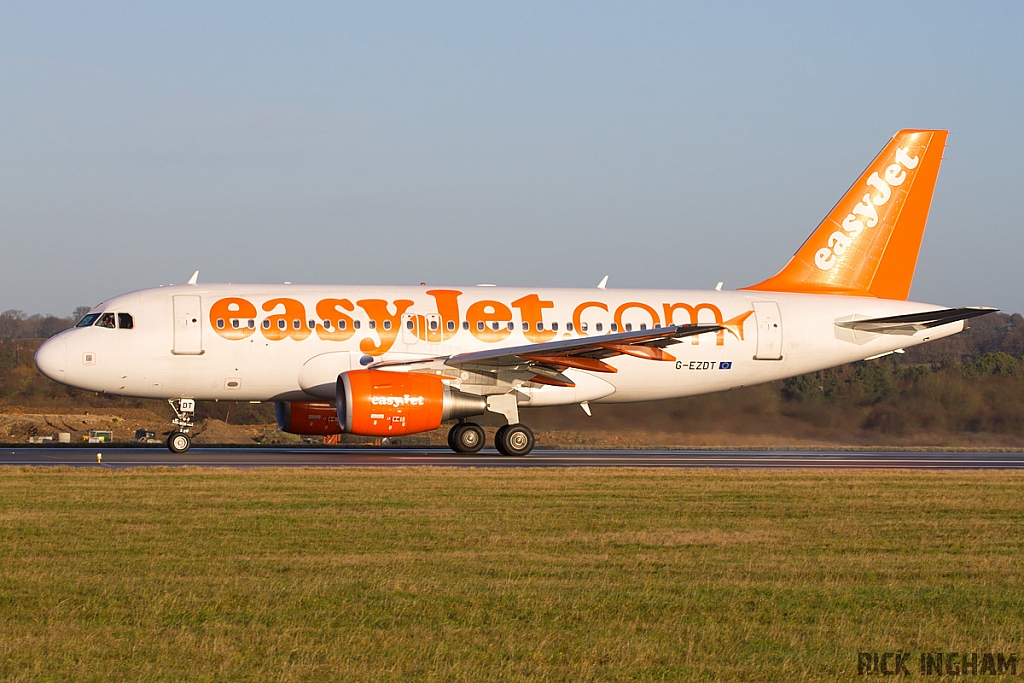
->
3, 446, 1024, 469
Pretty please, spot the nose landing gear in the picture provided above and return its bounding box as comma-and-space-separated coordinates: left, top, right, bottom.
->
167, 398, 196, 453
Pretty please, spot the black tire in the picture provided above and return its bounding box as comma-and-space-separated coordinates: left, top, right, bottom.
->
447, 424, 458, 451
167, 431, 191, 454
451, 422, 485, 454
496, 423, 534, 456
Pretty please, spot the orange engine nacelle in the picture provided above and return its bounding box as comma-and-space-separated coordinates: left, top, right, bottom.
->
275, 401, 343, 435
337, 370, 487, 437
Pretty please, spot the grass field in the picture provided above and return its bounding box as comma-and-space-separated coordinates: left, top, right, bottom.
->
2, 467, 1023, 682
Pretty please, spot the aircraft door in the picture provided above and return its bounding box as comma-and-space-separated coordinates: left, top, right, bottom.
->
401, 314, 418, 344
172, 295, 204, 355
752, 301, 783, 360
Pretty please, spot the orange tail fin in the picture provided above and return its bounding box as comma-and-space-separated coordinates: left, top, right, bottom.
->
742, 129, 948, 300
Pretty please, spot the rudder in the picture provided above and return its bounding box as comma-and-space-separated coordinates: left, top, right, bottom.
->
743, 129, 948, 300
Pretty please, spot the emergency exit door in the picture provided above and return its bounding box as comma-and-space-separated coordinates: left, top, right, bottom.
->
172, 295, 204, 355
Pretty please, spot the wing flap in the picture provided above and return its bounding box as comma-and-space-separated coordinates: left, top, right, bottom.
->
444, 324, 721, 370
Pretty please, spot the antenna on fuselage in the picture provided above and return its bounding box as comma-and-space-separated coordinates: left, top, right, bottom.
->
597, 275, 609, 290
187, 271, 199, 285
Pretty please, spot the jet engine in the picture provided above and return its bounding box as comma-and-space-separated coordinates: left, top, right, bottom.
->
275, 401, 342, 435
337, 370, 487, 436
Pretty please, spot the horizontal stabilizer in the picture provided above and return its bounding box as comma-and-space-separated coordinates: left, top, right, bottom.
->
835, 307, 997, 335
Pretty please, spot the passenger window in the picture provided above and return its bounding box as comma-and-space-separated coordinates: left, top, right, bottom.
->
76, 313, 100, 328
491, 321, 500, 331
338, 320, 347, 330
369, 320, 376, 330
217, 319, 226, 329
278, 320, 286, 330
596, 323, 603, 332
522, 322, 529, 331
581, 322, 588, 332
463, 321, 470, 330
625, 323, 633, 332
477, 321, 484, 331
262, 319, 271, 329
407, 320, 414, 330
609, 323, 616, 332
507, 322, 514, 331
118, 313, 134, 329
429, 320, 438, 331
551, 322, 558, 332
640, 323, 646, 331
247, 320, 255, 329
567, 322, 574, 332
323, 320, 332, 329
96, 313, 116, 329
292, 320, 301, 330
308, 319, 316, 329
354, 320, 361, 330
447, 320, 455, 331
536, 322, 544, 331
231, 319, 240, 329
383, 320, 391, 330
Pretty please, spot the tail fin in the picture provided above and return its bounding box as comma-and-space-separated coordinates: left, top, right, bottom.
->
742, 129, 948, 299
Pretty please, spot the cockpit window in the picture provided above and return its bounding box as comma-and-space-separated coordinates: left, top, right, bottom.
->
76, 313, 100, 328
96, 313, 116, 329
118, 313, 134, 329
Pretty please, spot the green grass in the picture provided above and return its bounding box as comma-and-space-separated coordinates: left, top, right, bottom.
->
2, 468, 1024, 681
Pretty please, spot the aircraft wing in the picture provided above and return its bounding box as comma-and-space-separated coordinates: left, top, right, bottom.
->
369, 324, 722, 387
835, 306, 998, 335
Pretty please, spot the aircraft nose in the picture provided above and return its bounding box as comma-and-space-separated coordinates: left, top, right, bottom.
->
34, 336, 67, 382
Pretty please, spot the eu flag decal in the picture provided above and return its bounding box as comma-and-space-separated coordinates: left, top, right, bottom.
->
719, 362, 732, 370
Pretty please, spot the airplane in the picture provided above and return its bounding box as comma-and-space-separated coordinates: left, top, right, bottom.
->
34, 129, 995, 455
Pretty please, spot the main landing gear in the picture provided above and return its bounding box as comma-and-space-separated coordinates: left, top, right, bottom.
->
167, 398, 196, 454
446, 421, 535, 456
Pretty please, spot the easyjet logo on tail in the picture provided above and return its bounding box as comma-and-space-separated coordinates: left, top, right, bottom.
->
814, 147, 919, 271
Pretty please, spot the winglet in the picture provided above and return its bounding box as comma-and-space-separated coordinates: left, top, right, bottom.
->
742, 130, 948, 300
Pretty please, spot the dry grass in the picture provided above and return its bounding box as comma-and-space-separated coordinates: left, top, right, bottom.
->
1, 467, 1024, 681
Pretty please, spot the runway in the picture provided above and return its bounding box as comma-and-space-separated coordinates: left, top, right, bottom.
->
2, 446, 1024, 469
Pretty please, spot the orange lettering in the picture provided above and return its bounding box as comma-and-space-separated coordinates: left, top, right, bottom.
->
614, 302, 661, 331
512, 294, 556, 343
663, 302, 724, 345
261, 298, 312, 341
424, 289, 462, 342
572, 301, 608, 336
209, 298, 257, 341
466, 300, 512, 343
357, 299, 414, 355
314, 299, 356, 342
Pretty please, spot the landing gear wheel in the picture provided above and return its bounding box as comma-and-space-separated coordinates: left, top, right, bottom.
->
450, 422, 485, 454
168, 431, 191, 454
495, 424, 534, 456
494, 424, 508, 448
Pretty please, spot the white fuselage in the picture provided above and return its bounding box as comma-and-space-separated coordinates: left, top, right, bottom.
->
35, 283, 962, 407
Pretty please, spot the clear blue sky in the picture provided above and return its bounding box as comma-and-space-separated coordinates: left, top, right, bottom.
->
2, 1, 1022, 316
